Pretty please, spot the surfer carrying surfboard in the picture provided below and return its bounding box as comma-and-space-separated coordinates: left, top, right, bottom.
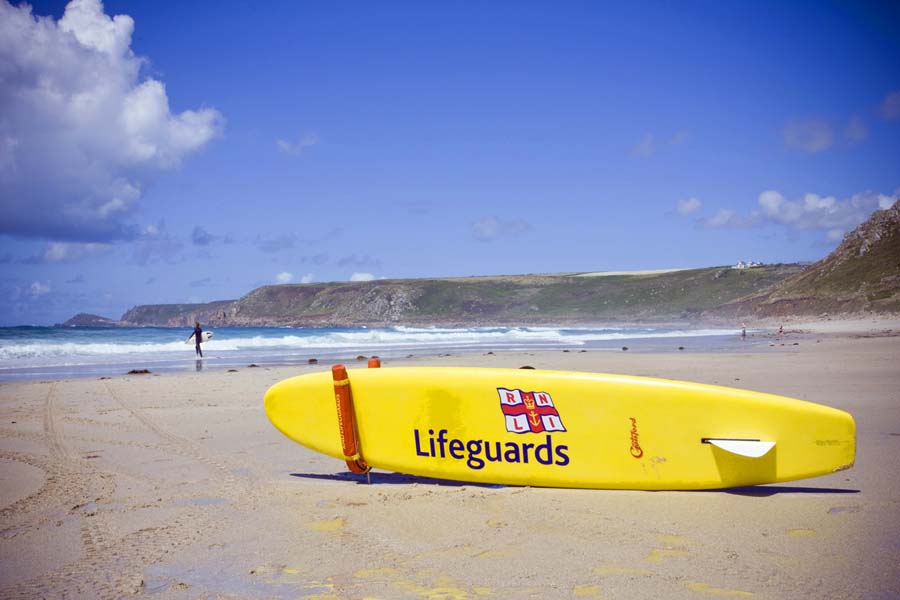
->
192, 321, 203, 357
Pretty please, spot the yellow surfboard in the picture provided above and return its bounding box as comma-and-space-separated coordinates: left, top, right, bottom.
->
264, 365, 855, 490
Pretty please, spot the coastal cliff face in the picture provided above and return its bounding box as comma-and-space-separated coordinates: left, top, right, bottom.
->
119, 300, 235, 327
60, 313, 122, 327
113, 265, 805, 327
63, 203, 900, 328
717, 201, 900, 318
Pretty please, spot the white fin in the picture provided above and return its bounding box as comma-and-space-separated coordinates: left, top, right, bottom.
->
706, 439, 775, 458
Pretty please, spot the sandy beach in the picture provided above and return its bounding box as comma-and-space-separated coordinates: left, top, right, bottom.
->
1, 321, 898, 599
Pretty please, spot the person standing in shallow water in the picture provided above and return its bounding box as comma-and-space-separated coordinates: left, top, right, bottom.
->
193, 321, 203, 357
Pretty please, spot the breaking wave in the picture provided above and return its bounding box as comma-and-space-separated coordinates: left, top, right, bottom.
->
0, 325, 740, 379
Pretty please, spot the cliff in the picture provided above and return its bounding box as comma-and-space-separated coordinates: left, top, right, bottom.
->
116, 265, 804, 327
120, 300, 236, 327
59, 313, 122, 327
715, 201, 900, 318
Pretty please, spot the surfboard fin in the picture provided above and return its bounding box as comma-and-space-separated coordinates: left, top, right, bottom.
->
702, 438, 775, 458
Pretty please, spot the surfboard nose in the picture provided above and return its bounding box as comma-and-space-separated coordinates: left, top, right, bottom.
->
263, 371, 344, 459
263, 380, 289, 432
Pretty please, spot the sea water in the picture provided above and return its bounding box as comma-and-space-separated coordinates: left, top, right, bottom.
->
0, 324, 744, 381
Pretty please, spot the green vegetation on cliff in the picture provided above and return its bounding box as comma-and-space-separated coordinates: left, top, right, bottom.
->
70, 203, 900, 328
716, 202, 900, 318
120, 300, 235, 327
118, 265, 804, 327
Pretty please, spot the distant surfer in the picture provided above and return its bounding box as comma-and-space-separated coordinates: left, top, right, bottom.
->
193, 321, 203, 358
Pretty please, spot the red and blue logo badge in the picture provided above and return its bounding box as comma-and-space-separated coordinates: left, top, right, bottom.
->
497, 388, 567, 434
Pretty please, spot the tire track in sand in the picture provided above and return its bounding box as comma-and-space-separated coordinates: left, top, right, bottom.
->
2, 379, 264, 599
1, 382, 119, 599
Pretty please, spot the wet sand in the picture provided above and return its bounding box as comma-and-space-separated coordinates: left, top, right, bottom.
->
1, 322, 898, 599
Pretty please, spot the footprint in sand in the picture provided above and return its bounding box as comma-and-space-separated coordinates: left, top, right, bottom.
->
572, 583, 603, 596
786, 528, 816, 537
308, 516, 345, 532
684, 581, 754, 596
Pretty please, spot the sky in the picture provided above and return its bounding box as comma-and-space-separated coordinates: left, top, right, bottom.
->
1, 0, 899, 325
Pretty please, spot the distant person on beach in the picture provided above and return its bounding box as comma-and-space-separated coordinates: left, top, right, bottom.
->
193, 321, 203, 358
741, 323, 747, 339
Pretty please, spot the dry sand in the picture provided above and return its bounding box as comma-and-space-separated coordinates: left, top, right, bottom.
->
1, 322, 898, 599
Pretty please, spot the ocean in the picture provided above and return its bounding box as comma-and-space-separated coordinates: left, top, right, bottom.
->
0, 324, 745, 381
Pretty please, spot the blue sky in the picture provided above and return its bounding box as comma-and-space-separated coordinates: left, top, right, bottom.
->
1, 0, 899, 325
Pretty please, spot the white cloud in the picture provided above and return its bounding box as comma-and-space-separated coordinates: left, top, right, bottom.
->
350, 272, 375, 282
276, 133, 319, 155
300, 273, 314, 284
880, 90, 900, 121
28, 281, 51, 297
782, 119, 834, 153
0, 0, 224, 242
471, 216, 530, 242
131, 220, 182, 265
703, 189, 898, 239
703, 209, 754, 228
31, 241, 110, 263
676, 197, 702, 215
276, 271, 293, 284
756, 189, 892, 231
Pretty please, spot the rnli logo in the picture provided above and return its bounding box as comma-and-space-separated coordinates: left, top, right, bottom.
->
497, 388, 567, 434
411, 387, 571, 470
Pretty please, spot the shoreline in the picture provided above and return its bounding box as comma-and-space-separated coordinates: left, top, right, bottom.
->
1, 322, 899, 598
2, 316, 896, 383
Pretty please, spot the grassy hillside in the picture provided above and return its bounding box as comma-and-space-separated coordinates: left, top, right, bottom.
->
196, 265, 804, 327
121, 300, 235, 327
715, 202, 900, 318
91, 204, 900, 328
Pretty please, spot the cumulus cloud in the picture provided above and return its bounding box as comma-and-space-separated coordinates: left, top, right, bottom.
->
782, 119, 834, 153
276, 133, 319, 155
131, 221, 182, 265
0, 0, 223, 242
756, 190, 895, 231
703, 189, 898, 239
300, 273, 314, 284
23, 241, 110, 264
276, 271, 293, 284
676, 197, 702, 215
350, 272, 375, 282
703, 209, 755, 228
880, 90, 900, 121
471, 216, 531, 242
27, 281, 51, 297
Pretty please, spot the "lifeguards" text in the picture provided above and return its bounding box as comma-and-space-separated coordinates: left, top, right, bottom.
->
414, 428, 570, 470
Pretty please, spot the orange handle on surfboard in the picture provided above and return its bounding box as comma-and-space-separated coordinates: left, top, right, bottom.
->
332, 364, 370, 474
